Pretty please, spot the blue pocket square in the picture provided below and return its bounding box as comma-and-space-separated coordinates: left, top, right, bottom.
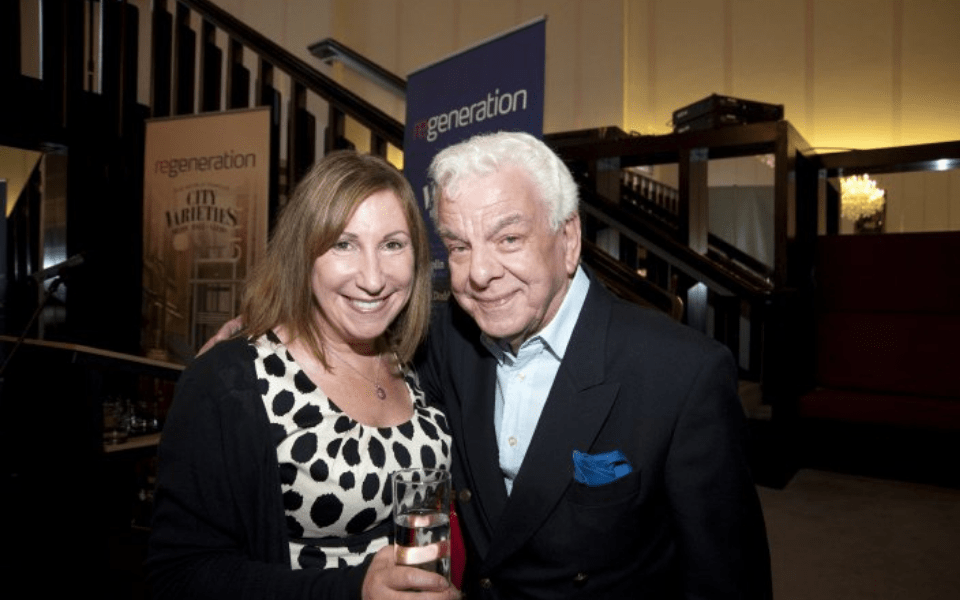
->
572, 449, 633, 486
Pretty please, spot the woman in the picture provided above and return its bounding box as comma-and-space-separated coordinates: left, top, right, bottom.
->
147, 151, 458, 600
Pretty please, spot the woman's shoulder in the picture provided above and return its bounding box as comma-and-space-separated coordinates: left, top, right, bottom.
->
189, 336, 257, 367
178, 337, 260, 397
166, 337, 271, 440
197, 335, 257, 360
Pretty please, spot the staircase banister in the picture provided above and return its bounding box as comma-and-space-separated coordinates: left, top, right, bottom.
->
580, 188, 774, 300
178, 0, 404, 147
707, 233, 775, 280
582, 239, 684, 320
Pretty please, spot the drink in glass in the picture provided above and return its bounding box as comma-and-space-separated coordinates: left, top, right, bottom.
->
392, 468, 451, 580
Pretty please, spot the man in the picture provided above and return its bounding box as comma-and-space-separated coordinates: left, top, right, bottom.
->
417, 131, 772, 599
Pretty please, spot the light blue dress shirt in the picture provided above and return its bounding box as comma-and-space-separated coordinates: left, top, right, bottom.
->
481, 266, 590, 495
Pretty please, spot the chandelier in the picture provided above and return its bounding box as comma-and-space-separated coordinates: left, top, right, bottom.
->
840, 174, 885, 221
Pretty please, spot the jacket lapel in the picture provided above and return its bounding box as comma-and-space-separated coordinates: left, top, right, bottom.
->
455, 343, 508, 553
482, 280, 619, 570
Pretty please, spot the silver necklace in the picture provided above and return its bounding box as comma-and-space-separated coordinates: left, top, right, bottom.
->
326, 346, 386, 400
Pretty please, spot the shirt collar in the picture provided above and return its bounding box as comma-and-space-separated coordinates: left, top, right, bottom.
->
481, 265, 590, 363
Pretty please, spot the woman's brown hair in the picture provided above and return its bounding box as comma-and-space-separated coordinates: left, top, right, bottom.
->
240, 150, 431, 367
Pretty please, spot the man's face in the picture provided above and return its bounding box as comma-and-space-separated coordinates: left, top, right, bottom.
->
437, 167, 580, 351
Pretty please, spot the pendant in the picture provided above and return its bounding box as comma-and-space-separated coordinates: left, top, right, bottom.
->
375, 384, 387, 400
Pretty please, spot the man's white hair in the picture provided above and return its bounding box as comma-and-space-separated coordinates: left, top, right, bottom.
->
427, 131, 580, 230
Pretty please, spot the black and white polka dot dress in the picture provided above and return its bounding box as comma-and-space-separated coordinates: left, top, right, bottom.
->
252, 332, 452, 570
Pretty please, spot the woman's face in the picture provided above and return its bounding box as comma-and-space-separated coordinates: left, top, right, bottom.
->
311, 189, 415, 349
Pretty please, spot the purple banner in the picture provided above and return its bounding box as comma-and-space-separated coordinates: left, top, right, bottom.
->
403, 18, 546, 300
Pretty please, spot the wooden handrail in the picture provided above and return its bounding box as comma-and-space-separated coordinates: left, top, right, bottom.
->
582, 240, 684, 320
707, 235, 774, 281
579, 187, 774, 300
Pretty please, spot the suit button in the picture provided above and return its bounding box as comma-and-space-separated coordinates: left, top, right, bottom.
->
573, 571, 589, 585
458, 488, 472, 503
479, 577, 492, 589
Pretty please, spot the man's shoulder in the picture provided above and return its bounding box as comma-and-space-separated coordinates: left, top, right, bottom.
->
581, 279, 675, 332
430, 298, 482, 343
589, 282, 729, 357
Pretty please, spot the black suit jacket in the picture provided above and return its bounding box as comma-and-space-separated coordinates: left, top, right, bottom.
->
418, 274, 772, 599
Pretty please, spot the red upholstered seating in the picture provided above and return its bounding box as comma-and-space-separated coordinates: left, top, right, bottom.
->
800, 232, 960, 430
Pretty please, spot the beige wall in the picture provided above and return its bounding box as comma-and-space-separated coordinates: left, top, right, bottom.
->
329, 0, 626, 136
187, 1, 960, 232
625, 0, 960, 149
210, 0, 960, 150
211, 0, 625, 134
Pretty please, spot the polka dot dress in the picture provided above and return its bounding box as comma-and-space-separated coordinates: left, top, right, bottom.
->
252, 331, 452, 570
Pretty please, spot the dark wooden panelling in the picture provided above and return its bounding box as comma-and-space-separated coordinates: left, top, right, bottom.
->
257, 59, 281, 228
41, 0, 66, 127
174, 3, 196, 115
288, 81, 316, 186
200, 19, 223, 112
151, 0, 173, 117
102, 1, 140, 137
0, 0, 20, 80
326, 105, 354, 153
227, 38, 250, 109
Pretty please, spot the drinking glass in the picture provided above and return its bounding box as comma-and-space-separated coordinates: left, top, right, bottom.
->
392, 468, 451, 580
102, 397, 130, 445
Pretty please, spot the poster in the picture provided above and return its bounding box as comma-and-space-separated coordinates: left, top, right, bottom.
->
403, 18, 546, 300
141, 107, 270, 360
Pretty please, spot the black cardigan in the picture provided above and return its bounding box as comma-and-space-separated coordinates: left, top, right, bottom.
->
146, 338, 373, 600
